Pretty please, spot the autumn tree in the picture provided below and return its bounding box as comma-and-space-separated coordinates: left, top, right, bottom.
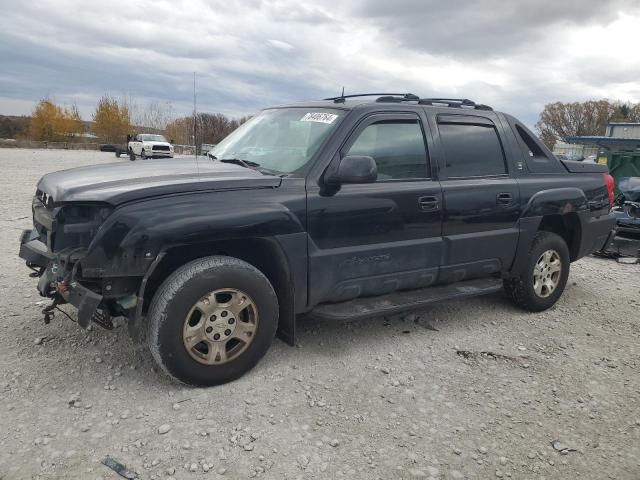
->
165, 117, 189, 145
29, 99, 83, 141
535, 100, 614, 149
92, 95, 131, 143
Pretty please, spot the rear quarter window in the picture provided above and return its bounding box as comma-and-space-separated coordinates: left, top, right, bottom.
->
513, 123, 564, 174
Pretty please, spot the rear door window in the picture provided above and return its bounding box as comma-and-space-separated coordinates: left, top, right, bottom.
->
437, 120, 507, 178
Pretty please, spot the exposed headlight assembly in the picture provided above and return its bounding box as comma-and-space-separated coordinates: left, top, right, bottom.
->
55, 203, 113, 250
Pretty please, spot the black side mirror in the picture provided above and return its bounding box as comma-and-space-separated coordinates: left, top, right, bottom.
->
326, 155, 377, 185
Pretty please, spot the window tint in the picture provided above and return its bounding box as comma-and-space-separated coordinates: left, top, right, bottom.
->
346, 120, 428, 180
438, 123, 506, 177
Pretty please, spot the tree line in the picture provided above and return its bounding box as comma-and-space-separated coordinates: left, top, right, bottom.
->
1, 96, 248, 146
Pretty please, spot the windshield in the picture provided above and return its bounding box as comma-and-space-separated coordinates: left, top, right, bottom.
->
140, 134, 168, 142
208, 108, 344, 173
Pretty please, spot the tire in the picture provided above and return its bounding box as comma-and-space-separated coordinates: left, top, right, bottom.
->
141, 149, 147, 160
129, 149, 135, 161
504, 231, 570, 312
147, 256, 279, 386
115, 148, 121, 158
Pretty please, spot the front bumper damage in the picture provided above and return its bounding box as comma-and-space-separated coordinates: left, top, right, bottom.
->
19, 228, 104, 328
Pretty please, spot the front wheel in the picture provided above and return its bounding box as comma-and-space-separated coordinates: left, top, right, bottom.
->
504, 231, 570, 312
141, 150, 147, 160
147, 256, 278, 386
129, 149, 135, 161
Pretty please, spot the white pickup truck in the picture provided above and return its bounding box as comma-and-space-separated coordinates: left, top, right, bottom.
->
126, 134, 174, 160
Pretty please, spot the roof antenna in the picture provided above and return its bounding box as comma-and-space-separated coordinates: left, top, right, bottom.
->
334, 86, 346, 104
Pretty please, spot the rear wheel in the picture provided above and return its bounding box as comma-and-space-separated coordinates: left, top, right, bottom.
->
115, 148, 121, 158
147, 256, 278, 386
504, 231, 570, 312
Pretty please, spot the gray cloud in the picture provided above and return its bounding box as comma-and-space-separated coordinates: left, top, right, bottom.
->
0, 0, 638, 128
352, 0, 640, 56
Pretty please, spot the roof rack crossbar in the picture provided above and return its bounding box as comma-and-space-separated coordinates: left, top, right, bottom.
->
417, 98, 493, 110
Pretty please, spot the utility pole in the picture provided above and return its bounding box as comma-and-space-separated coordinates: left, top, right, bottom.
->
193, 72, 197, 158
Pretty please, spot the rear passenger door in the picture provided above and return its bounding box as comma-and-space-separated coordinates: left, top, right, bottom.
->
433, 114, 521, 281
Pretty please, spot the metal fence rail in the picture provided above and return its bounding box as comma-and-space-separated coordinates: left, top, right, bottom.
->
0, 139, 100, 150
1, 139, 200, 156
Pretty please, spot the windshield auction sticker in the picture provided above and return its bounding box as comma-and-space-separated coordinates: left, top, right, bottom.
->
300, 112, 339, 124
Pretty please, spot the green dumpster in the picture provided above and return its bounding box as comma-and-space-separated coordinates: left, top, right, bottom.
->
596, 151, 640, 195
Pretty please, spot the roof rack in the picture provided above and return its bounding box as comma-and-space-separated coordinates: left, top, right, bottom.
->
324, 93, 419, 104
376, 96, 492, 110
322, 93, 492, 110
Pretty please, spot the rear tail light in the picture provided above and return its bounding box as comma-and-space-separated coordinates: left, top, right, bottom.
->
603, 173, 614, 209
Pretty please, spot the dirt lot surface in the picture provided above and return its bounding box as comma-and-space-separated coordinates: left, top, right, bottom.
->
1, 148, 639, 480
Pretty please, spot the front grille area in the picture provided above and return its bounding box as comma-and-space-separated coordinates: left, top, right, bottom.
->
32, 191, 57, 250
152, 145, 170, 151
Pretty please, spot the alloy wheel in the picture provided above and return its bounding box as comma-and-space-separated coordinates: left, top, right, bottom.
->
182, 288, 258, 365
533, 249, 562, 298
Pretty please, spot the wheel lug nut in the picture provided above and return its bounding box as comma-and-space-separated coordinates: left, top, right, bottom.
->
210, 315, 217, 321
213, 333, 220, 340
206, 326, 213, 333
221, 311, 228, 317
228, 318, 235, 324
224, 329, 231, 336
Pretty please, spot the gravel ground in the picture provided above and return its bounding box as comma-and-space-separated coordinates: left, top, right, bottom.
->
1, 148, 639, 480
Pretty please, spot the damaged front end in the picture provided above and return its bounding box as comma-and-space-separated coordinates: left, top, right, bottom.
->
19, 191, 118, 329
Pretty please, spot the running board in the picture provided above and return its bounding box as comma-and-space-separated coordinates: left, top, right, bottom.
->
309, 277, 503, 321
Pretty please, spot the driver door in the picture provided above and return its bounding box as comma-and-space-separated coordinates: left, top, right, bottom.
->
306, 112, 443, 305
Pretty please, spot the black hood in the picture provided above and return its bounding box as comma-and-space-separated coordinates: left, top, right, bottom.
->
37, 158, 281, 205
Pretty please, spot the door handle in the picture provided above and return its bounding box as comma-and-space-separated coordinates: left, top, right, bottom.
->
418, 195, 440, 211
496, 192, 513, 205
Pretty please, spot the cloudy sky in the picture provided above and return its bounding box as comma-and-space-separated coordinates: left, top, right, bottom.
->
1, 0, 639, 127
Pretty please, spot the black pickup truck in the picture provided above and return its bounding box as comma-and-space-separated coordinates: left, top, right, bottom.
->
19, 94, 616, 386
